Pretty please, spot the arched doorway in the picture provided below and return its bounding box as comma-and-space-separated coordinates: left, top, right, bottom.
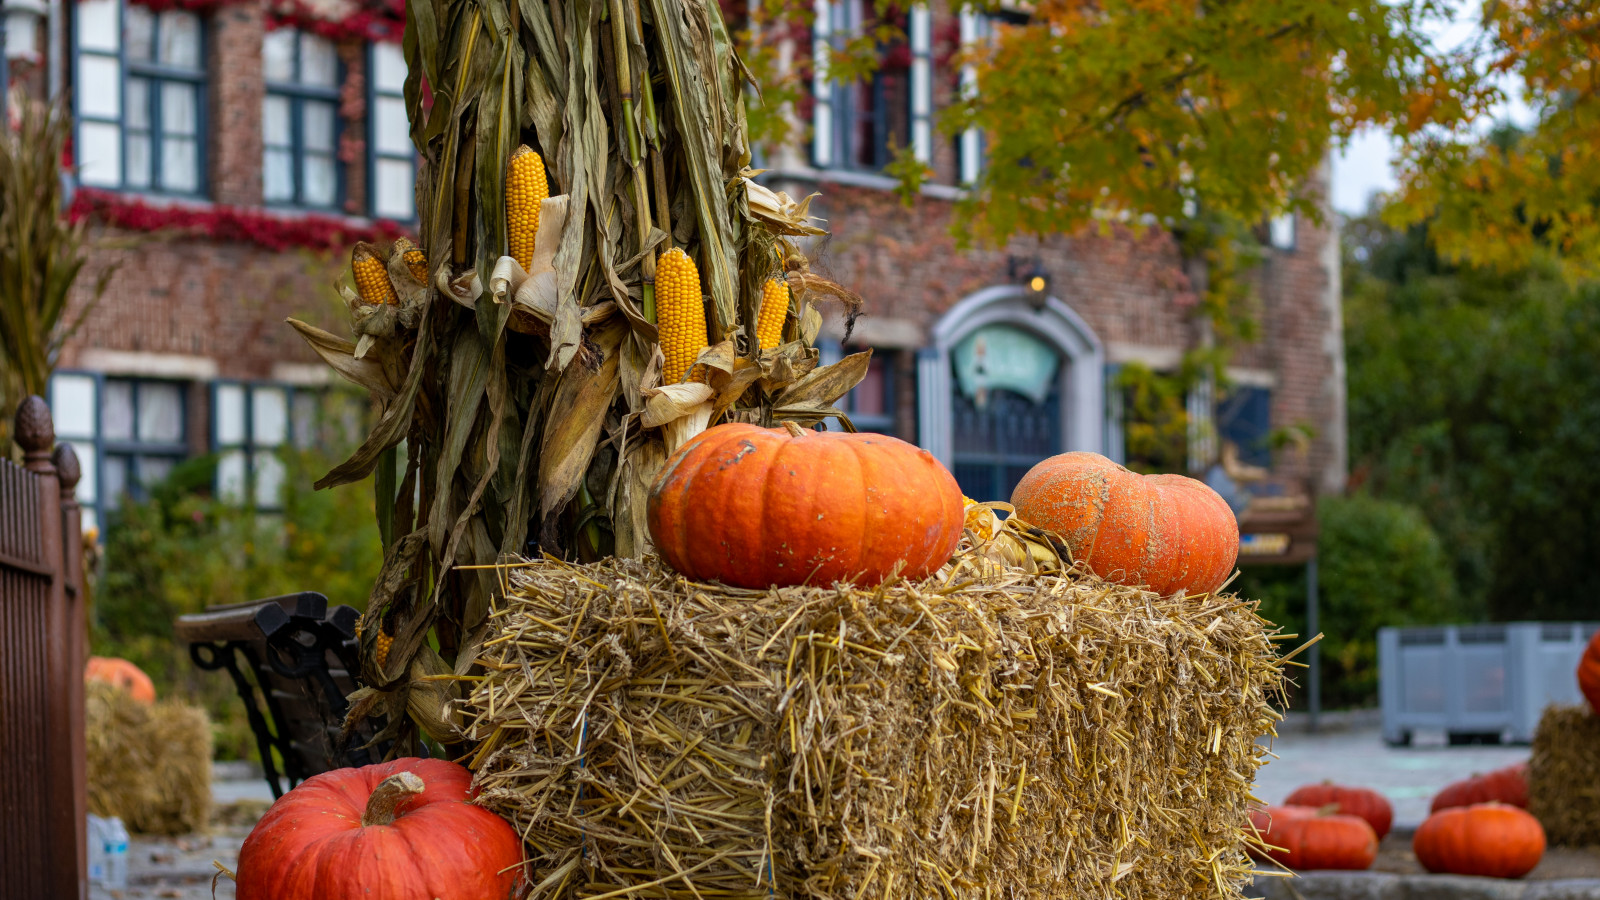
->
917, 286, 1106, 501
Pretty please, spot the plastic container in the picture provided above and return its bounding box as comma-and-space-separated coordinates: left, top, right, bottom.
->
86, 815, 108, 885
102, 816, 129, 890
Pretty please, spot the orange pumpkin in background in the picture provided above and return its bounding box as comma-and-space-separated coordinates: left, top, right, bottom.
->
1247, 805, 1318, 861
1413, 803, 1546, 879
648, 423, 965, 589
1266, 811, 1379, 871
85, 656, 156, 704
1284, 782, 1394, 840
1009, 452, 1239, 597
1431, 763, 1529, 813
1579, 629, 1600, 714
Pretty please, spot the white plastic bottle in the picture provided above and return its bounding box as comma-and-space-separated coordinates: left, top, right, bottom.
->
86, 815, 108, 886
103, 816, 130, 890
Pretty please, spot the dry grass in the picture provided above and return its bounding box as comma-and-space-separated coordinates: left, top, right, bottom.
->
86, 681, 213, 835
1530, 704, 1600, 847
460, 553, 1289, 899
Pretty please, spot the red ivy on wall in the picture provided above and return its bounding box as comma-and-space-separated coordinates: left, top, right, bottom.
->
123, 0, 405, 43
68, 187, 412, 253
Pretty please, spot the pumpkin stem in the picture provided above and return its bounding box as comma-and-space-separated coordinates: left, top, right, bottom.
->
362, 771, 426, 827
782, 421, 806, 437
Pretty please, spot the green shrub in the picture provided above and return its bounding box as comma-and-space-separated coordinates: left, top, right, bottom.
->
1238, 493, 1458, 710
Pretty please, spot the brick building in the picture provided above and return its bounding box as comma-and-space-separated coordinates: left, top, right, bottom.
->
7, 0, 1346, 535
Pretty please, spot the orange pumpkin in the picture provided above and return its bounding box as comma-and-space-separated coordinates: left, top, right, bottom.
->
1267, 811, 1379, 871
1284, 782, 1393, 840
1247, 804, 1317, 861
236, 758, 523, 900
647, 423, 965, 589
1579, 629, 1600, 714
1413, 803, 1545, 879
1430, 763, 1529, 813
85, 656, 156, 704
1009, 452, 1238, 597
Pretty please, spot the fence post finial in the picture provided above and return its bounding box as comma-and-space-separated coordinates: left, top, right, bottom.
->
16, 396, 57, 472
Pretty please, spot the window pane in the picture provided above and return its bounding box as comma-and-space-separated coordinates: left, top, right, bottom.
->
253, 451, 286, 508
78, 122, 123, 187
77, 0, 121, 52
217, 449, 247, 503
304, 155, 337, 207
123, 4, 153, 61
300, 34, 338, 87
161, 138, 199, 193
102, 455, 129, 509
374, 158, 415, 220
161, 82, 197, 135
125, 134, 152, 189
374, 96, 410, 155
292, 392, 319, 449
251, 386, 288, 446
303, 100, 336, 152
77, 55, 121, 118
51, 374, 98, 438
262, 28, 295, 83
81, 508, 99, 538
215, 383, 246, 445
137, 455, 175, 490
137, 382, 184, 443
262, 94, 291, 146
69, 442, 98, 504
264, 149, 294, 202
372, 41, 407, 92
125, 77, 149, 129
851, 356, 887, 417
159, 11, 201, 69
102, 380, 134, 441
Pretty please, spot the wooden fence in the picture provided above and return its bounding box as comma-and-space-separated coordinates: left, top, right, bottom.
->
0, 396, 87, 898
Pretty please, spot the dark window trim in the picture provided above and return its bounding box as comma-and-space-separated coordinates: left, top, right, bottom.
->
263, 28, 346, 212
211, 380, 324, 511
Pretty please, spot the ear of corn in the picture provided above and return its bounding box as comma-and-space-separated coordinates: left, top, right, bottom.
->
756, 277, 790, 350
352, 242, 398, 305
375, 629, 393, 671
506, 145, 549, 271
393, 236, 428, 285
657, 247, 707, 384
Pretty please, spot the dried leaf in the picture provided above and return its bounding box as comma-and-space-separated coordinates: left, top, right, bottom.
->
286, 318, 396, 401
538, 319, 627, 522
641, 382, 716, 428
772, 350, 872, 409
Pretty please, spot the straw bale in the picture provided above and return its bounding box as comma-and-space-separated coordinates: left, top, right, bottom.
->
463, 555, 1288, 899
1529, 704, 1600, 846
86, 681, 214, 835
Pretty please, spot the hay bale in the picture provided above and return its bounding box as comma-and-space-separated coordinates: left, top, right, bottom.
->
1530, 704, 1600, 846
86, 681, 213, 835
463, 556, 1287, 899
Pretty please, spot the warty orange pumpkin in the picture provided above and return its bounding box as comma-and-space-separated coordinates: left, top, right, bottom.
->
1430, 762, 1529, 813
1284, 782, 1394, 839
1579, 629, 1600, 714
1413, 803, 1545, 879
647, 422, 965, 589
85, 656, 156, 705
1009, 451, 1239, 597
235, 758, 523, 900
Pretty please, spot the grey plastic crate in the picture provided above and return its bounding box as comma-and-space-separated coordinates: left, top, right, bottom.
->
1378, 621, 1598, 745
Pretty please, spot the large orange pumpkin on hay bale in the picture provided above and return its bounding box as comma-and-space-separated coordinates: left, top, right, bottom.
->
648, 423, 965, 589
1579, 629, 1600, 714
1413, 803, 1546, 879
236, 758, 523, 900
1264, 810, 1379, 871
1009, 452, 1239, 597
1431, 762, 1529, 813
1284, 782, 1394, 840
85, 656, 156, 705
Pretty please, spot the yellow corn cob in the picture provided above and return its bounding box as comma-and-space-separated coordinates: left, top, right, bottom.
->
375, 629, 393, 671
506, 145, 549, 271
756, 277, 790, 350
352, 242, 397, 305
657, 247, 707, 384
393, 236, 428, 285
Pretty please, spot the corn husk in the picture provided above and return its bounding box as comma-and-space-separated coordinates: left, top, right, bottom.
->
86, 682, 213, 835
1529, 704, 1600, 846
462, 547, 1288, 899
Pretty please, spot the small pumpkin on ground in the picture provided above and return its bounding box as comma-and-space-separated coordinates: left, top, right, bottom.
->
1431, 762, 1529, 813
236, 758, 524, 900
1283, 782, 1394, 840
85, 656, 156, 705
1413, 802, 1546, 879
1247, 804, 1317, 861
648, 422, 965, 589
1579, 629, 1600, 714
1264, 809, 1379, 871
1009, 451, 1238, 597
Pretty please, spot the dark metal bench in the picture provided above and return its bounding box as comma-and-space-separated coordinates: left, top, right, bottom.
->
175, 592, 398, 798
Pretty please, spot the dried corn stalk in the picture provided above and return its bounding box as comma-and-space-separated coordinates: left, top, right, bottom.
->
286, 0, 870, 752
